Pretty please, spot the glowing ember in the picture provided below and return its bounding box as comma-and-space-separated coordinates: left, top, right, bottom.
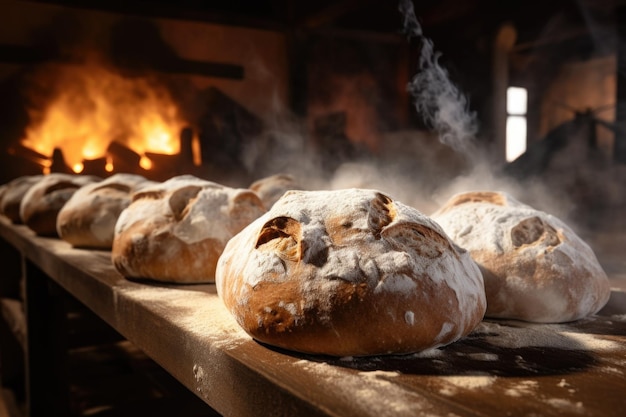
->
105, 156, 114, 173
191, 133, 202, 166
139, 156, 153, 171
20, 63, 187, 173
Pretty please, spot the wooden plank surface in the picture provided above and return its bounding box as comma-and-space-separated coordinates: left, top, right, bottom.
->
1, 217, 625, 417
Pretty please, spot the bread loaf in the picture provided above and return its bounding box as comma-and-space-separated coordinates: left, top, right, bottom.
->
431, 191, 611, 323
112, 175, 266, 283
0, 175, 44, 223
19, 173, 101, 236
249, 173, 301, 209
216, 189, 486, 356
57, 173, 154, 249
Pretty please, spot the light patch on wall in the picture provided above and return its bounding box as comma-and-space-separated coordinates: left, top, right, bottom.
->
506, 115, 527, 162
506, 86, 527, 162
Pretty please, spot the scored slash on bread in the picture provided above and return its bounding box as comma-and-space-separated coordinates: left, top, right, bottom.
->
249, 173, 302, 210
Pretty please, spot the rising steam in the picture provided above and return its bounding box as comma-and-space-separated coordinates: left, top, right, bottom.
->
241, 0, 589, 230
395, 0, 581, 222
399, 0, 478, 156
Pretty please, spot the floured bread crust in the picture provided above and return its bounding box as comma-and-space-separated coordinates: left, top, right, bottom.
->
19, 173, 101, 236
112, 175, 266, 283
0, 175, 44, 223
431, 191, 611, 323
249, 173, 302, 209
57, 173, 155, 249
216, 189, 486, 357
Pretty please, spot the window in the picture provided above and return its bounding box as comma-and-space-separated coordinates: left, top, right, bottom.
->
506, 86, 527, 162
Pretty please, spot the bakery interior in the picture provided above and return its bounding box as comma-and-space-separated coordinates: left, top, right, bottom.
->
0, 0, 626, 416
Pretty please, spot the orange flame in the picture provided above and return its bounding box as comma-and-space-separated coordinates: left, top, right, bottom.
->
105, 156, 114, 172
21, 63, 186, 172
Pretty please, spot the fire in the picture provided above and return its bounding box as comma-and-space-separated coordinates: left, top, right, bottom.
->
21, 63, 186, 173
73, 163, 84, 174
105, 156, 114, 173
139, 156, 153, 171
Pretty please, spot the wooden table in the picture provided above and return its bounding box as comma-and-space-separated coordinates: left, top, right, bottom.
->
1, 217, 625, 417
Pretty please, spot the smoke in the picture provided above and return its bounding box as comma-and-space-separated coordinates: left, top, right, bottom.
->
399, 0, 478, 157
242, 0, 573, 221
235, 0, 590, 237
431, 162, 576, 222
394, 1, 579, 219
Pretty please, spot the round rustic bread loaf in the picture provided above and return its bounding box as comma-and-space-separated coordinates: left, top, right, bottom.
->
431, 191, 611, 323
249, 173, 302, 209
0, 175, 44, 223
216, 189, 486, 357
19, 173, 101, 236
112, 175, 266, 283
57, 173, 155, 249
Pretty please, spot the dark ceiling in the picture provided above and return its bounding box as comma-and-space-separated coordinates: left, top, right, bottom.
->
27, 0, 620, 48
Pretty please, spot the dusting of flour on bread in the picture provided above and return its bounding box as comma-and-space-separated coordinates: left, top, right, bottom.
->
57, 173, 153, 248
20, 173, 101, 236
216, 188, 486, 356
112, 175, 266, 283
432, 191, 611, 323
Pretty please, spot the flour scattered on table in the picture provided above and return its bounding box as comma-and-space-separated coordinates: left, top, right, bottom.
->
474, 321, 620, 351
293, 360, 430, 415
358, 370, 400, 379
412, 348, 445, 359
556, 378, 576, 394
461, 352, 499, 361
600, 366, 623, 375
558, 331, 620, 351
438, 374, 497, 396
609, 314, 626, 322
505, 380, 538, 397
116, 285, 249, 350
192, 364, 205, 382
543, 398, 585, 414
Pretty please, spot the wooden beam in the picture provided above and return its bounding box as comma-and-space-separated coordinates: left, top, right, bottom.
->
296, 0, 367, 29
417, 0, 481, 29
25, 0, 287, 31
512, 27, 598, 53
0, 44, 56, 65
156, 56, 244, 79
308, 26, 405, 44
0, 43, 244, 79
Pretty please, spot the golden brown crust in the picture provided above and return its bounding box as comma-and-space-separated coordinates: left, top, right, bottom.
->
57, 174, 153, 249
216, 189, 486, 357
437, 191, 506, 214
111, 175, 266, 284
112, 221, 223, 283
19, 174, 100, 236
226, 268, 468, 356
0, 175, 44, 223
432, 191, 611, 323
249, 173, 302, 209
